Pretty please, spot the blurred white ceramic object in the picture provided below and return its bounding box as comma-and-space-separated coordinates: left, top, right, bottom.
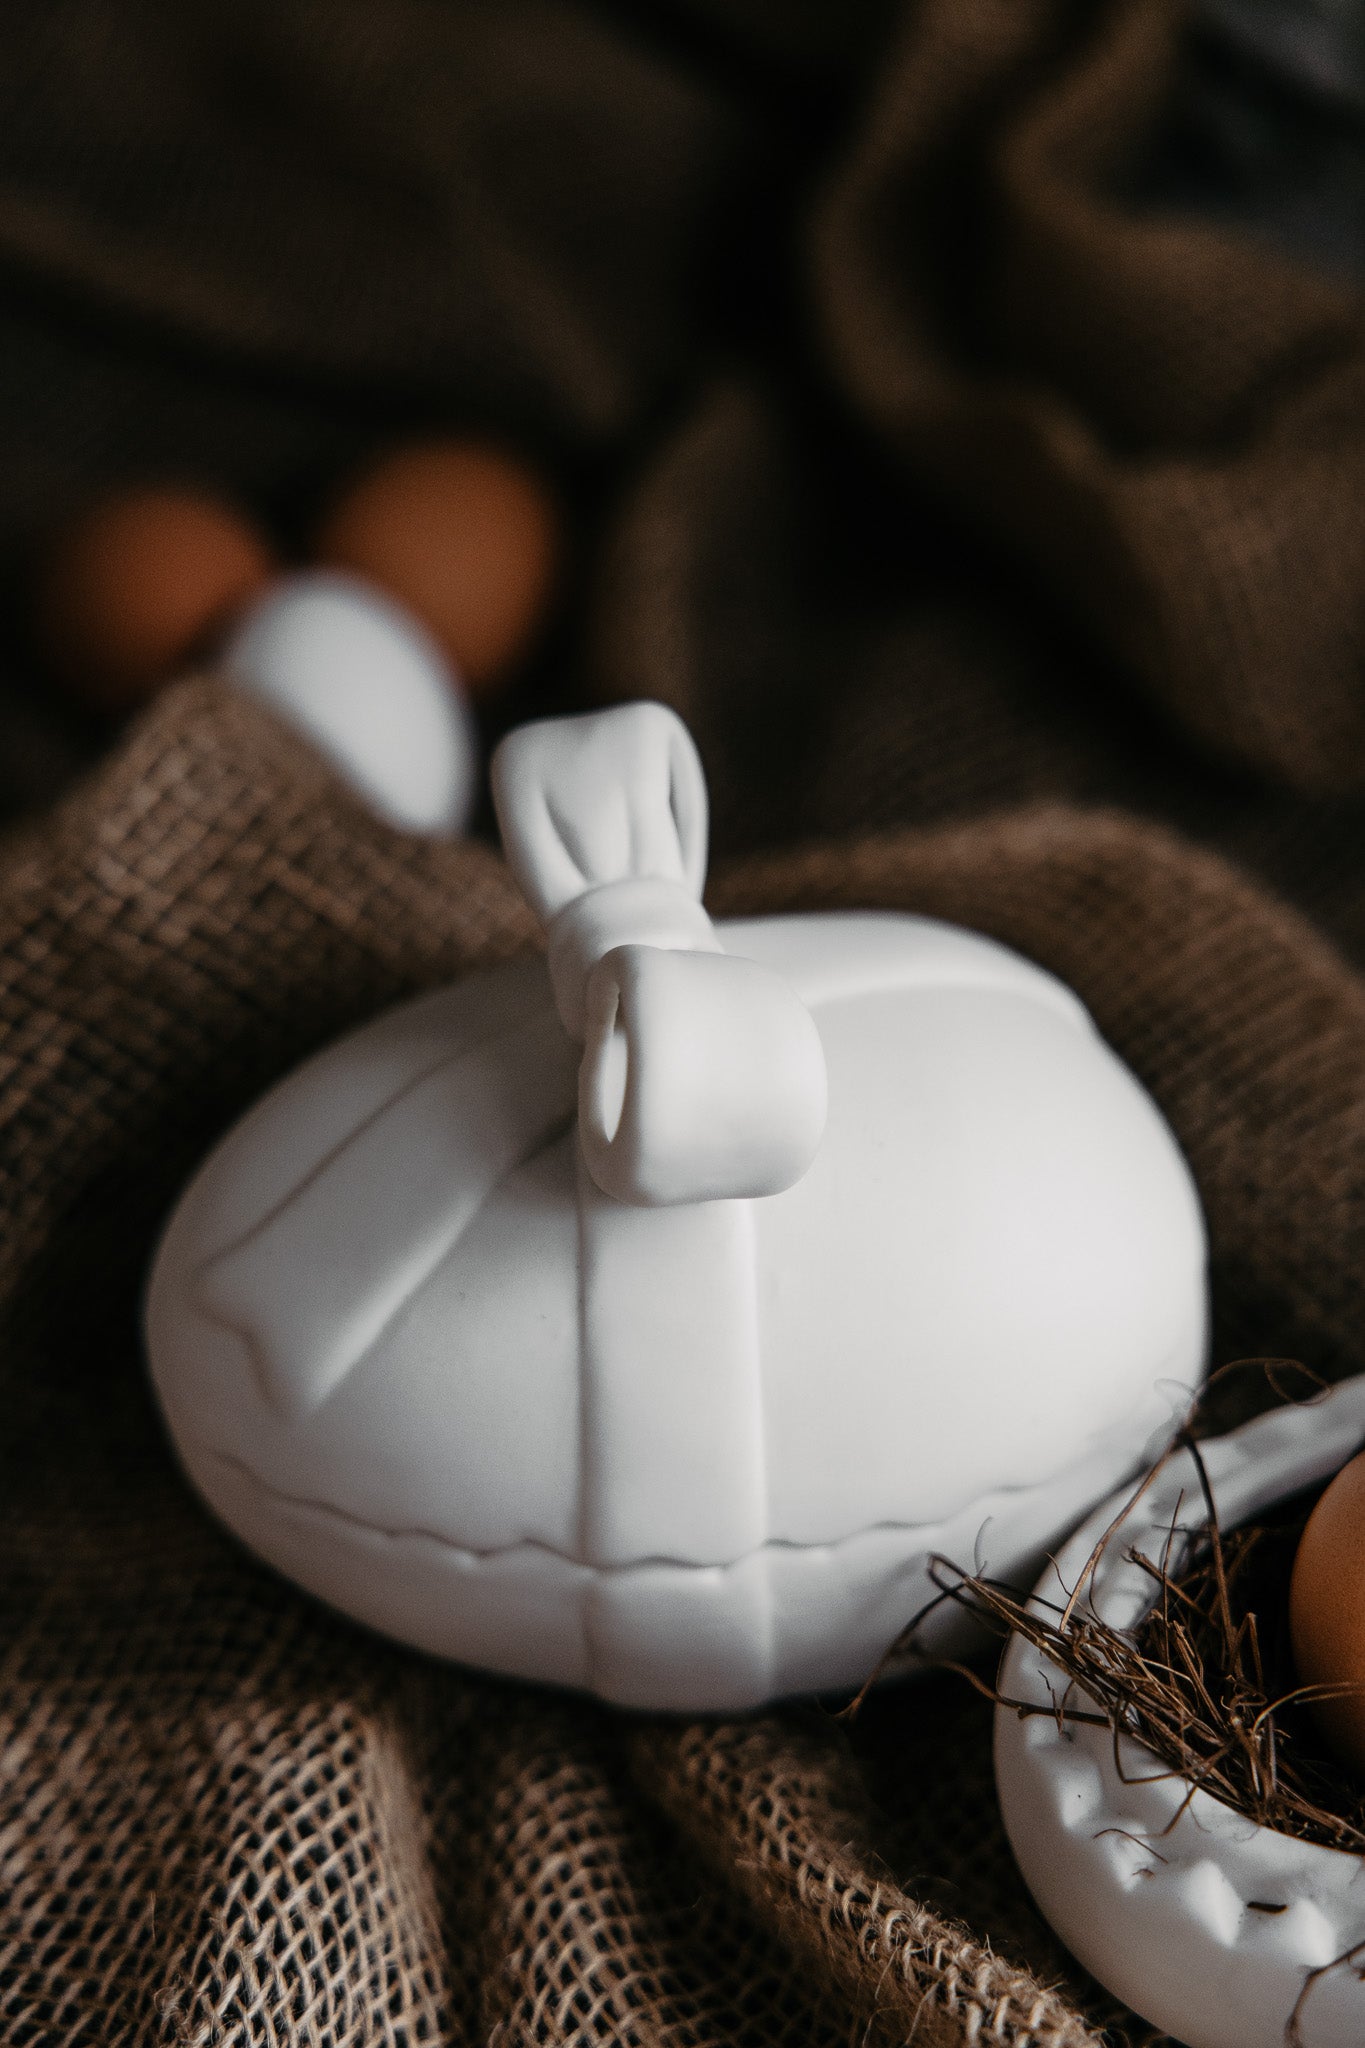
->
146, 701, 1208, 1710
995, 1376, 1365, 2048
221, 569, 478, 836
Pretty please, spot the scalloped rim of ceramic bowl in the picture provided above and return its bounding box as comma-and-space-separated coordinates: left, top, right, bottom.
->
995, 1374, 1365, 2048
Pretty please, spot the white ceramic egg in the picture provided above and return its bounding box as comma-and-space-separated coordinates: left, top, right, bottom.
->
221, 570, 478, 836
996, 1376, 1365, 2048
146, 703, 1207, 1710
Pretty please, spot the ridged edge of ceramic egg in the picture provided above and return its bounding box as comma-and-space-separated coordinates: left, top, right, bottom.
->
994, 1375, 1365, 2048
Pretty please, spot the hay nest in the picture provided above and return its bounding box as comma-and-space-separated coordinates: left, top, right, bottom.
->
877, 1363, 1365, 1858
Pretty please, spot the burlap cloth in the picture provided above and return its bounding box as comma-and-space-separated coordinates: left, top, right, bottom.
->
4, 3, 1365, 2044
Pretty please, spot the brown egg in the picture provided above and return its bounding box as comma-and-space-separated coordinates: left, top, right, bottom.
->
1289, 1446, 1365, 1772
315, 441, 560, 695
36, 488, 277, 715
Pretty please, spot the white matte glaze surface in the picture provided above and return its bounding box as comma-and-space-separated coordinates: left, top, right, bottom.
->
147, 909, 1208, 1708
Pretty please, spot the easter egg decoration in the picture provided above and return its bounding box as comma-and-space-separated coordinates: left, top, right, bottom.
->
219, 571, 479, 838
314, 440, 560, 697
1290, 1446, 1365, 1774
36, 487, 277, 715
145, 702, 1207, 1711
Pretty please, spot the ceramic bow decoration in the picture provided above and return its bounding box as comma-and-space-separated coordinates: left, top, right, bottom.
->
146, 702, 1208, 1710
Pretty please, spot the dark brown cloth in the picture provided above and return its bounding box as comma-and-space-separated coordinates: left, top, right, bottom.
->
4, 2, 1365, 2043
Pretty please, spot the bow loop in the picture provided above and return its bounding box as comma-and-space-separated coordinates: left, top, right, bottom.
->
491, 704, 826, 1208
491, 701, 707, 921
547, 878, 719, 1040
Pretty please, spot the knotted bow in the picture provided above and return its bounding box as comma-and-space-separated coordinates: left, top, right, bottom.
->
492, 703, 827, 1207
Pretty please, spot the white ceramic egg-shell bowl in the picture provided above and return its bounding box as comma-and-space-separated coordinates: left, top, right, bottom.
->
996, 1374, 1365, 2048
147, 703, 1209, 1713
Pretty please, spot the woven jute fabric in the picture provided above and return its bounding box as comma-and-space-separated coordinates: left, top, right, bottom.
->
5, 1, 1365, 2044
11, 674, 1365, 2048
813, 0, 1365, 797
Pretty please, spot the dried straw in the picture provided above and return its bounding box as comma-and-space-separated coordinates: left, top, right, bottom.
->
863, 1363, 1365, 1859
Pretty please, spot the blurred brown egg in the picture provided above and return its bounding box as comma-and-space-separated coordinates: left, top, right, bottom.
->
315, 441, 560, 695
1289, 1446, 1365, 1772
36, 488, 277, 715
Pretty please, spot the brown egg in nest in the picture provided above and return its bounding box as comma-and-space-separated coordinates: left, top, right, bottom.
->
35, 488, 277, 716
315, 441, 560, 696
1290, 1445, 1365, 1773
